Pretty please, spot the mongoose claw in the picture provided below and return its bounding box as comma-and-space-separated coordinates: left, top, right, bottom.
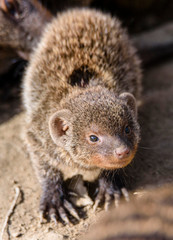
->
50, 213, 58, 225
104, 192, 113, 211
93, 199, 100, 212
114, 191, 121, 208
40, 211, 46, 224
58, 206, 70, 224
121, 187, 130, 202
64, 199, 80, 220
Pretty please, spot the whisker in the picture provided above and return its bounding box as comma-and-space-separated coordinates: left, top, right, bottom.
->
138, 146, 155, 150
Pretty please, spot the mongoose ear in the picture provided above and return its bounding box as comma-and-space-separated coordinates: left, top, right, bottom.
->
119, 92, 137, 117
49, 109, 72, 145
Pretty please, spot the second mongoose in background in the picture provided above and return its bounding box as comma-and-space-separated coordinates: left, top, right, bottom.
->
22, 9, 142, 223
0, 0, 51, 74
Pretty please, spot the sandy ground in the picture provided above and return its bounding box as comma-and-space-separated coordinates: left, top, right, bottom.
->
0, 59, 173, 240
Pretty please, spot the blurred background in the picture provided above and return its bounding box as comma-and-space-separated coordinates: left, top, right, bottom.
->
41, 0, 173, 33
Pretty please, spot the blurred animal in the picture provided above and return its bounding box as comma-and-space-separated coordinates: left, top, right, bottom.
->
81, 184, 173, 240
0, 0, 51, 74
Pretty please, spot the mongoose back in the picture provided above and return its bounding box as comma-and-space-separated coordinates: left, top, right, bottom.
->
23, 8, 142, 223
0, 0, 51, 74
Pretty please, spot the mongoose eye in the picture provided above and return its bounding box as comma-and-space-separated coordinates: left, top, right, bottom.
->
124, 125, 131, 134
1, 0, 19, 17
89, 135, 99, 142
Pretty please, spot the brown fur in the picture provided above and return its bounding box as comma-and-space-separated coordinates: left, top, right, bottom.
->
0, 0, 51, 73
22, 8, 142, 220
23, 8, 141, 179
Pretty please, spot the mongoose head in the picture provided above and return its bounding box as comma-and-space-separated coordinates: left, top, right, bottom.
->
49, 87, 140, 170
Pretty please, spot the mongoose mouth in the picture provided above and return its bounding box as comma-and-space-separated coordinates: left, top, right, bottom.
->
88, 150, 136, 170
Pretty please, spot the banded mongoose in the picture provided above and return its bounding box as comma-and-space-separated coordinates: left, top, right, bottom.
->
22, 8, 142, 223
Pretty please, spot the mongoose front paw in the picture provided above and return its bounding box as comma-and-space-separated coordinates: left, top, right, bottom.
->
40, 185, 80, 224
93, 178, 129, 211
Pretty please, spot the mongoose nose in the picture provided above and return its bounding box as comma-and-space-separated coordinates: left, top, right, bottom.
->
115, 147, 130, 159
